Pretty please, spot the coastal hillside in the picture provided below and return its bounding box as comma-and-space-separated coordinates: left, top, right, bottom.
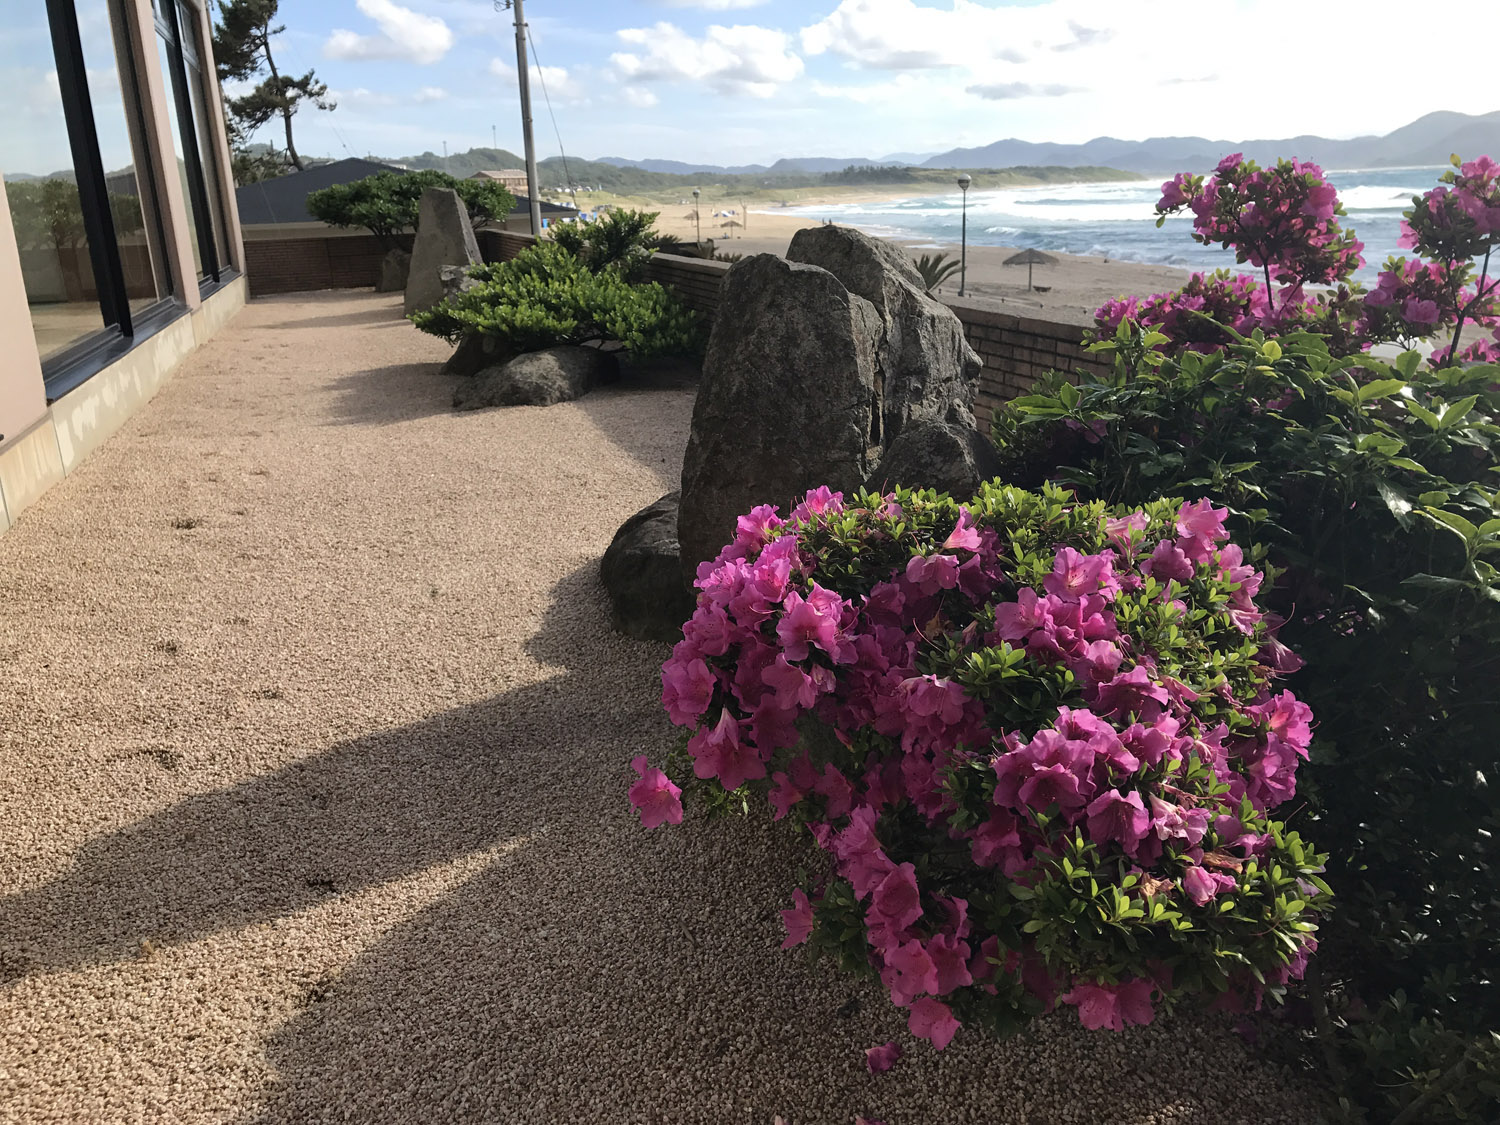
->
921, 110, 1500, 174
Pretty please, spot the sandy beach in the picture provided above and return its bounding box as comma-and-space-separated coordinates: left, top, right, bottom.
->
645, 192, 1193, 321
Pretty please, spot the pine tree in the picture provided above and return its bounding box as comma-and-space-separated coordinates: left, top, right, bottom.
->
211, 0, 333, 176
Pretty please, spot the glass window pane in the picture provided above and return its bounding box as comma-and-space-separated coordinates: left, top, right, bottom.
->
156, 34, 205, 278
76, 0, 169, 311
2, 9, 107, 362
185, 57, 229, 268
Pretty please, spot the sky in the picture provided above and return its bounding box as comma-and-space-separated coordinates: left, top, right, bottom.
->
4, 0, 1499, 178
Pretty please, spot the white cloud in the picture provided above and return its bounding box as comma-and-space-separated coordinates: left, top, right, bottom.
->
489, 58, 585, 103
801, 0, 1029, 69
611, 22, 803, 98
966, 81, 1077, 101
326, 87, 397, 107
414, 86, 449, 103
621, 86, 661, 109
324, 0, 454, 65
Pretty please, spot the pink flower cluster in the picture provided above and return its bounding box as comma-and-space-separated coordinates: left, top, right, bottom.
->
634, 489, 1324, 1052
1158, 155, 1365, 287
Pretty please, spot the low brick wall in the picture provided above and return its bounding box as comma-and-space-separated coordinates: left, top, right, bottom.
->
254, 226, 1107, 419
242, 232, 414, 296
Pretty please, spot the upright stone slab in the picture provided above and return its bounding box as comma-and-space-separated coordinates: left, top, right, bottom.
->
786, 225, 982, 443
403, 187, 480, 317
678, 254, 881, 579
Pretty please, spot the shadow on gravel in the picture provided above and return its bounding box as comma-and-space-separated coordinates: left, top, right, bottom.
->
250, 293, 406, 332
323, 363, 460, 428
0, 565, 668, 982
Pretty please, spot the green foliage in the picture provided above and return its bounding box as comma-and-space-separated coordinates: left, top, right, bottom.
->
992, 323, 1500, 1123
549, 209, 661, 280
409, 243, 703, 359
912, 251, 961, 293
306, 171, 515, 250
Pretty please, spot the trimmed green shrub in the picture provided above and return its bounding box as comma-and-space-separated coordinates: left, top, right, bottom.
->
306, 170, 515, 250
992, 323, 1500, 1123
409, 242, 703, 359
549, 208, 661, 281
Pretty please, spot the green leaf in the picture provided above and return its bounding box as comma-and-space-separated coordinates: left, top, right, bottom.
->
1422, 507, 1479, 544
1376, 481, 1414, 528
1356, 378, 1408, 404
1406, 400, 1442, 430
1438, 394, 1479, 429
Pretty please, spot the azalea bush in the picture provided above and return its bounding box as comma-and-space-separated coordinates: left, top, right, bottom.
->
1097, 154, 1500, 362
409, 242, 703, 359
630, 483, 1329, 1055
993, 329, 1500, 1122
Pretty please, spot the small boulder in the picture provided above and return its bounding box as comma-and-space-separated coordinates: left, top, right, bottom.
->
377, 249, 411, 293
453, 346, 619, 410
404, 187, 481, 317
441, 332, 512, 378
863, 417, 1004, 501
601, 492, 695, 642
439, 263, 478, 301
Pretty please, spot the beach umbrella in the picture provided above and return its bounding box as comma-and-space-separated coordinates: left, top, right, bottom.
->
720, 218, 744, 237
1004, 248, 1058, 291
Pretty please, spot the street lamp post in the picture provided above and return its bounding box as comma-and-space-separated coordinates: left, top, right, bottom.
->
956, 173, 971, 297
692, 188, 701, 246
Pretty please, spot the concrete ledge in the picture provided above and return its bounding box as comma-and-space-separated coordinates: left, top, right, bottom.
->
0, 276, 246, 539
0, 415, 65, 530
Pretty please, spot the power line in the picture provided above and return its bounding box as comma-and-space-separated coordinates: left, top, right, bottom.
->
525, 25, 574, 206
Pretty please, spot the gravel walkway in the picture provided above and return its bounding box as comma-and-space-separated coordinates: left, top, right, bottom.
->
0, 291, 1321, 1124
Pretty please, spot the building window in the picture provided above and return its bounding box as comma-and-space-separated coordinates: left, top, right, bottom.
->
3, 0, 172, 370
155, 0, 225, 286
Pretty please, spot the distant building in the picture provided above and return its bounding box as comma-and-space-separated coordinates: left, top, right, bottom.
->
235, 157, 406, 226
470, 169, 530, 197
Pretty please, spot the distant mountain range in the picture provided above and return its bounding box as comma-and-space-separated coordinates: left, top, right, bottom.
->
592, 111, 1500, 178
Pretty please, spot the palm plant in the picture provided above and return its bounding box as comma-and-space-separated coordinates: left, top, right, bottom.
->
912, 251, 961, 293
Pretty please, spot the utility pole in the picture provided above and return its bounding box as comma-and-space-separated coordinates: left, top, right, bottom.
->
508, 0, 542, 234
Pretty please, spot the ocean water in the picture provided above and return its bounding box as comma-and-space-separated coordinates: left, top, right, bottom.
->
768, 167, 1454, 285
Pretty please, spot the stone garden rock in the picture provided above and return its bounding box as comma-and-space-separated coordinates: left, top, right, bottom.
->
403, 187, 481, 317
600, 492, 695, 642
864, 416, 1004, 501
786, 224, 982, 441
377, 248, 411, 293
439, 263, 478, 301
677, 254, 882, 578
452, 345, 619, 410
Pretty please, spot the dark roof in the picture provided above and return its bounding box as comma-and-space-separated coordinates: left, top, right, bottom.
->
235, 158, 405, 226
234, 157, 578, 226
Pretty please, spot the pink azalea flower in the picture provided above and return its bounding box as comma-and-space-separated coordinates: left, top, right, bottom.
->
970, 808, 1027, 873
905, 552, 961, 595
1061, 977, 1157, 1031
1085, 789, 1151, 855
881, 939, 939, 1004
627, 755, 683, 829
1182, 864, 1237, 906
815, 763, 855, 818
927, 933, 974, 995
942, 509, 982, 552
780, 888, 814, 948
688, 708, 765, 791
1175, 499, 1229, 560
1149, 795, 1209, 846
868, 862, 924, 937
907, 997, 961, 1050
993, 586, 1053, 642
776, 583, 846, 661
1044, 547, 1121, 601
762, 653, 818, 710
768, 771, 805, 820
1105, 510, 1150, 551
662, 654, 716, 726
864, 1040, 903, 1075
1142, 539, 1194, 583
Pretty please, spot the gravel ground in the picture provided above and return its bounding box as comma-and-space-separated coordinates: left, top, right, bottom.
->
0, 290, 1324, 1124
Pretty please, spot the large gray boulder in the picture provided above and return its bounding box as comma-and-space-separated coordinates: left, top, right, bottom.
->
453, 346, 618, 410
864, 417, 1004, 500
601, 492, 695, 642
404, 188, 480, 316
677, 254, 882, 578
377, 248, 411, 293
786, 224, 982, 442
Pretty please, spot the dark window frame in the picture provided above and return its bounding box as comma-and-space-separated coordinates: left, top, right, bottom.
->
36, 0, 188, 400
155, 0, 222, 287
